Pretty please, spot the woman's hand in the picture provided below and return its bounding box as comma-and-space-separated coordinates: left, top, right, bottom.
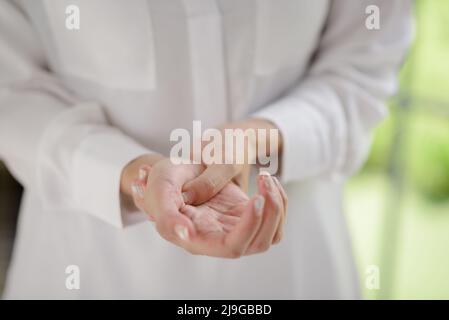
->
181, 118, 283, 206
130, 158, 288, 258
181, 174, 288, 256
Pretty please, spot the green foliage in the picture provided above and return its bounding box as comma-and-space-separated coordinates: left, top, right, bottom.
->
406, 112, 449, 201
363, 108, 395, 172
362, 0, 449, 201
405, 0, 449, 104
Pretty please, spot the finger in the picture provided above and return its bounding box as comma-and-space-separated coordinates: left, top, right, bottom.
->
221, 195, 265, 258
182, 164, 239, 205
183, 195, 264, 258
272, 212, 284, 244
131, 180, 156, 221
138, 165, 151, 184
273, 176, 288, 212
131, 180, 146, 209
272, 176, 287, 244
246, 173, 283, 255
133, 166, 154, 220
155, 207, 197, 246
143, 179, 197, 245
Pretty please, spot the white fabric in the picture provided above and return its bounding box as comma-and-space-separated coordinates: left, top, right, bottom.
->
0, 0, 412, 299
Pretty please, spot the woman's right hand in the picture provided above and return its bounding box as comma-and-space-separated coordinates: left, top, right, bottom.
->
125, 157, 287, 258
142, 158, 265, 258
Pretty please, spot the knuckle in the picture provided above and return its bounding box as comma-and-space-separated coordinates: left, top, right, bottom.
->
155, 221, 173, 242
135, 199, 144, 210
273, 234, 283, 245
227, 246, 244, 259
253, 241, 270, 253
197, 178, 217, 198
155, 220, 164, 234
142, 199, 152, 215
158, 230, 172, 243
184, 246, 199, 256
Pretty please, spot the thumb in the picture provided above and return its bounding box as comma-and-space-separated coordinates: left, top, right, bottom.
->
182, 164, 237, 205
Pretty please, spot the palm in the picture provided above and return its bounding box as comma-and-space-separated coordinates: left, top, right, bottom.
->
147, 161, 249, 236
146, 160, 262, 257
180, 182, 249, 235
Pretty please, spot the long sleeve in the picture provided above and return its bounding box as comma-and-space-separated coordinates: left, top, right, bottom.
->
0, 1, 150, 228
254, 0, 413, 183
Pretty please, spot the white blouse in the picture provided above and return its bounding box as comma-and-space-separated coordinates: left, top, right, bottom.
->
0, 0, 412, 299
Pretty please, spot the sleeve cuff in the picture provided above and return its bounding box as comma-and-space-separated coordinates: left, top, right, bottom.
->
71, 130, 150, 228
252, 97, 330, 184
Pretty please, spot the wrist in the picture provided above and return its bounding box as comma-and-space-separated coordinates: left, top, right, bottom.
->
218, 118, 282, 163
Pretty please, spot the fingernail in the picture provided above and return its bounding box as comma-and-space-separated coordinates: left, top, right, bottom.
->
264, 176, 272, 190
174, 224, 189, 241
139, 167, 148, 180
182, 191, 193, 204
131, 183, 144, 198
254, 196, 265, 216
258, 171, 272, 190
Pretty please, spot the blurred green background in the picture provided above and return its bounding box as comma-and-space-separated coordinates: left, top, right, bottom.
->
345, 0, 449, 299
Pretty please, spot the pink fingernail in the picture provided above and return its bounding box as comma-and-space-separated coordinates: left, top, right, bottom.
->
261, 174, 272, 191
131, 182, 144, 198
258, 171, 272, 190
139, 167, 149, 180
174, 224, 189, 241
182, 191, 193, 204
254, 196, 265, 216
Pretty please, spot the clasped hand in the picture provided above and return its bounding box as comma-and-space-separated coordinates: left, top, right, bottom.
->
120, 120, 287, 258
